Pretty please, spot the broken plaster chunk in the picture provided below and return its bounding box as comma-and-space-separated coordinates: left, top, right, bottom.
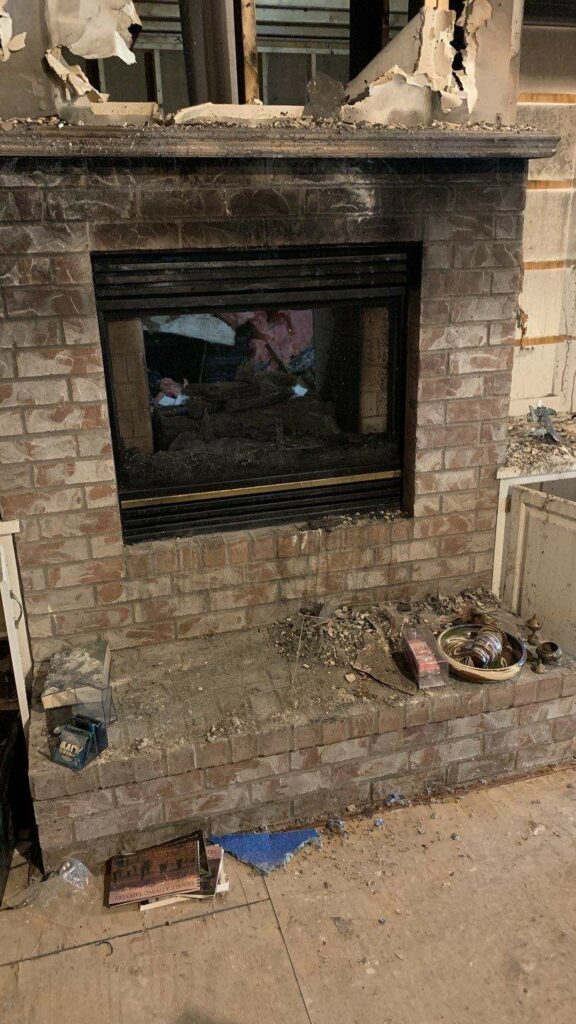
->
173, 103, 304, 126
304, 72, 345, 122
0, 0, 26, 62
59, 98, 161, 127
341, 75, 432, 128
45, 0, 141, 65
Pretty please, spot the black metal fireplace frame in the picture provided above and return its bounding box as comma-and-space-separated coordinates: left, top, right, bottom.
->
93, 243, 419, 542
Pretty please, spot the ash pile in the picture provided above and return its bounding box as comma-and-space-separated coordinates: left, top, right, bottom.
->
269, 589, 499, 669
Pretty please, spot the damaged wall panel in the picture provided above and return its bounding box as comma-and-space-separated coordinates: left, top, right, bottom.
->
442, 0, 526, 125
45, 1, 141, 64
0, 0, 142, 118
0, 0, 59, 119
345, 0, 525, 127
0, 0, 26, 61
44, 1, 142, 104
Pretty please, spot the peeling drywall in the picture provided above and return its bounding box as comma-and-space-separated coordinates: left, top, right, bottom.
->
45, 1, 141, 64
43, 1, 142, 105
44, 47, 107, 102
0, 0, 26, 61
173, 102, 304, 126
345, 0, 495, 125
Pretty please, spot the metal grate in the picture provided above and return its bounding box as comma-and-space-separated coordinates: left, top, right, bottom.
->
93, 245, 409, 314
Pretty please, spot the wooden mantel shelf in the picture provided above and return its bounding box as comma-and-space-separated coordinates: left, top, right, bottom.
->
0, 125, 559, 161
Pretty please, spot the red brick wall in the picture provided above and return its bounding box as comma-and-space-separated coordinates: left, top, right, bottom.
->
0, 156, 526, 659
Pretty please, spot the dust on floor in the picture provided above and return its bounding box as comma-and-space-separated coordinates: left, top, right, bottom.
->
1, 767, 575, 1024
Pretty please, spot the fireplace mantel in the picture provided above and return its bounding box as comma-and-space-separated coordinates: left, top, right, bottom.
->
0, 125, 559, 161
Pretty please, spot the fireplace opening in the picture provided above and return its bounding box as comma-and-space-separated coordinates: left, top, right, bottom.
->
93, 244, 417, 542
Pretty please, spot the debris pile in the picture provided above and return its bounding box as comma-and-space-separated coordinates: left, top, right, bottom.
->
268, 588, 498, 669
269, 605, 393, 668
506, 413, 576, 473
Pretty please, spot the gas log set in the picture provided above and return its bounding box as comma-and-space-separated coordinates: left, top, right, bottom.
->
123, 370, 395, 491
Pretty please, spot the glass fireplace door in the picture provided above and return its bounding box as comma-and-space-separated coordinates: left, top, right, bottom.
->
94, 245, 414, 541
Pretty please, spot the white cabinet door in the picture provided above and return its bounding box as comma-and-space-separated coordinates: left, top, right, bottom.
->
0, 529, 32, 736
502, 484, 576, 655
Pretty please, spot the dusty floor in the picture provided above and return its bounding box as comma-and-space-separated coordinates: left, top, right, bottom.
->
1, 767, 575, 1023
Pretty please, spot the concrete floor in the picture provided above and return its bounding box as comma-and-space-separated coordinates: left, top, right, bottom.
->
1, 767, 575, 1024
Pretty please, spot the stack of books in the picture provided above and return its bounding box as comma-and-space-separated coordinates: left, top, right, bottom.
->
104, 830, 228, 912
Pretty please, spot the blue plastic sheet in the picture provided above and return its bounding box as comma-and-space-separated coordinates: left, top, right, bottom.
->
210, 828, 320, 874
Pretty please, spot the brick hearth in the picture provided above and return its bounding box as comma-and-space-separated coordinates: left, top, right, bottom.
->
0, 150, 530, 660
29, 643, 576, 870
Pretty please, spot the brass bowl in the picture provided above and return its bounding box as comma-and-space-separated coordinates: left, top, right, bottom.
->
437, 624, 527, 683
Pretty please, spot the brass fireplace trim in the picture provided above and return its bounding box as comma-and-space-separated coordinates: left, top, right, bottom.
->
121, 469, 402, 509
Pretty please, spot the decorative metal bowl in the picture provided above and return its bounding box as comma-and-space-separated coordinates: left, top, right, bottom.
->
436, 624, 527, 683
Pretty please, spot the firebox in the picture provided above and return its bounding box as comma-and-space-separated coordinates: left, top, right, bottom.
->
94, 243, 417, 542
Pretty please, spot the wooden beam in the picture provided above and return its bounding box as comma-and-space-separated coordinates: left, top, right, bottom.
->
239, 0, 260, 102
178, 0, 209, 104
349, 0, 391, 81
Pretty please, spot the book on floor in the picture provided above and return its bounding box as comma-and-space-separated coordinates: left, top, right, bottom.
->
105, 831, 211, 908
139, 845, 228, 911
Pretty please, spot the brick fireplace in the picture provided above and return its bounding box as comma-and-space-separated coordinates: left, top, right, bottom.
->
0, 129, 557, 664
1, 125, 569, 868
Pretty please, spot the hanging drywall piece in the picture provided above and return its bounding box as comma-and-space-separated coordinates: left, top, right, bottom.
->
173, 103, 304, 126
45, 47, 108, 102
45, 1, 141, 65
0, 0, 26, 61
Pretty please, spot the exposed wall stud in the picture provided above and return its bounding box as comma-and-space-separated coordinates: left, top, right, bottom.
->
240, 0, 260, 102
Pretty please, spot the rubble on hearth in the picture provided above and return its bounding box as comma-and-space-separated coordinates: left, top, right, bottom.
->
505, 414, 576, 474
268, 588, 499, 669
0, 115, 538, 136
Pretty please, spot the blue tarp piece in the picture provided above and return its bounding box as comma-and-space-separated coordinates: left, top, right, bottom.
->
210, 828, 320, 874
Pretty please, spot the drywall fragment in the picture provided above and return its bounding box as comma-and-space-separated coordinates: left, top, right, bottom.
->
45, 1, 141, 65
0, 0, 26, 61
45, 47, 107, 102
60, 98, 161, 126
342, 76, 432, 127
304, 72, 345, 121
173, 103, 304, 126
